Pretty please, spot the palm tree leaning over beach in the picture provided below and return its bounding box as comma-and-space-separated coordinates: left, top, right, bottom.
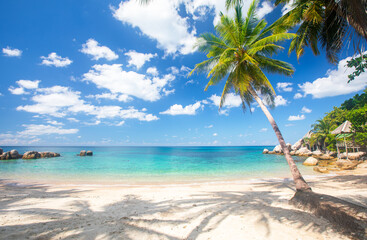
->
190, 0, 311, 192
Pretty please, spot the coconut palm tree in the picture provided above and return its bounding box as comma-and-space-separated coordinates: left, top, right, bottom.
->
226, 0, 367, 64
190, 0, 311, 191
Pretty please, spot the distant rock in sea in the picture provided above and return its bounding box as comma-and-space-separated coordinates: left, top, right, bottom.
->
79, 150, 93, 156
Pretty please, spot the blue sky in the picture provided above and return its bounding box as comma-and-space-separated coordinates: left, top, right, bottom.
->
0, 0, 366, 146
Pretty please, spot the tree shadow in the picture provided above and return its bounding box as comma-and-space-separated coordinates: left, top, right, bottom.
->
0, 178, 364, 239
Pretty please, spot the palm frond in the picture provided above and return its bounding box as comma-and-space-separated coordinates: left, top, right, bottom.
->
256, 55, 295, 76
250, 33, 296, 49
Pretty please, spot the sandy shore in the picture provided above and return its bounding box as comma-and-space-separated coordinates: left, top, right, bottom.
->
0, 170, 366, 239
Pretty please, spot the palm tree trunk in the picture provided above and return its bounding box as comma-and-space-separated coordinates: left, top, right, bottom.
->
249, 86, 311, 192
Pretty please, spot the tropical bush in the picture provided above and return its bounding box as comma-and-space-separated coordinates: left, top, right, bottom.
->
310, 88, 367, 151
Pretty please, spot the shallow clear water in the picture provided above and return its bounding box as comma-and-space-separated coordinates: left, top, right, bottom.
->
0, 146, 316, 184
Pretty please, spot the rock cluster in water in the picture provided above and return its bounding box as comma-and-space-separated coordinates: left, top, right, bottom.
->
262, 141, 366, 173
78, 150, 93, 156
0, 148, 60, 160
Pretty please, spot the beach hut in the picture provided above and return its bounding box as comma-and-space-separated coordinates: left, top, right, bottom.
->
331, 120, 356, 159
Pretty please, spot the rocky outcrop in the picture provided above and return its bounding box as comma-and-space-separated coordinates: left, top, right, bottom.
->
327, 151, 337, 157
313, 166, 329, 173
22, 151, 60, 159
0, 150, 22, 160
0, 148, 3, 155
273, 145, 282, 153
303, 157, 318, 166
346, 152, 366, 160
295, 147, 312, 156
311, 150, 323, 157
262, 149, 269, 154
79, 150, 93, 156
22, 151, 41, 159
291, 138, 303, 151
40, 152, 60, 158
0, 152, 12, 160
335, 159, 354, 168
10, 150, 21, 159
318, 154, 334, 160
286, 143, 292, 152
270, 144, 292, 154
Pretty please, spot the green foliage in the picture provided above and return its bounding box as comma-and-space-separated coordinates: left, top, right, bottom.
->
340, 89, 367, 110
190, 0, 295, 111
269, 0, 366, 64
325, 134, 336, 151
348, 105, 367, 132
354, 132, 367, 146
323, 107, 348, 130
311, 119, 333, 150
311, 89, 367, 150
347, 54, 367, 82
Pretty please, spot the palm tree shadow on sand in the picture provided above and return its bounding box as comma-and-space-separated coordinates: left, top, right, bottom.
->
1, 177, 366, 240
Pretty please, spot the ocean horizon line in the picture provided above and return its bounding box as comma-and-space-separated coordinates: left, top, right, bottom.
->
1, 145, 276, 148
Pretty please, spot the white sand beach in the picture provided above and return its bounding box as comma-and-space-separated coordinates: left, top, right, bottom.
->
1, 168, 366, 240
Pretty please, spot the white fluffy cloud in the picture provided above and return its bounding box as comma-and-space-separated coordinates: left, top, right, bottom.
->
276, 82, 293, 92
112, 0, 197, 55
86, 93, 132, 102
274, 95, 289, 106
17, 80, 40, 89
301, 106, 312, 113
47, 120, 64, 126
281, 0, 295, 15
209, 93, 242, 108
2, 46, 22, 57
160, 101, 202, 115
9, 87, 26, 95
125, 50, 157, 69
299, 54, 367, 98
16, 82, 158, 122
19, 124, 78, 136
147, 67, 159, 76
294, 93, 303, 99
9, 80, 40, 95
257, 1, 275, 18
41, 52, 72, 67
112, 0, 275, 56
0, 133, 40, 145
83, 64, 174, 101
259, 128, 268, 132
80, 39, 118, 61
184, 0, 272, 25
67, 118, 79, 122
288, 114, 305, 121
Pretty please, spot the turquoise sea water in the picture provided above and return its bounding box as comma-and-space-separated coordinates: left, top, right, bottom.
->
0, 146, 317, 184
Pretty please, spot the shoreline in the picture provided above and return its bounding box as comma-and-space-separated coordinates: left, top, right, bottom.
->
0, 171, 347, 188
